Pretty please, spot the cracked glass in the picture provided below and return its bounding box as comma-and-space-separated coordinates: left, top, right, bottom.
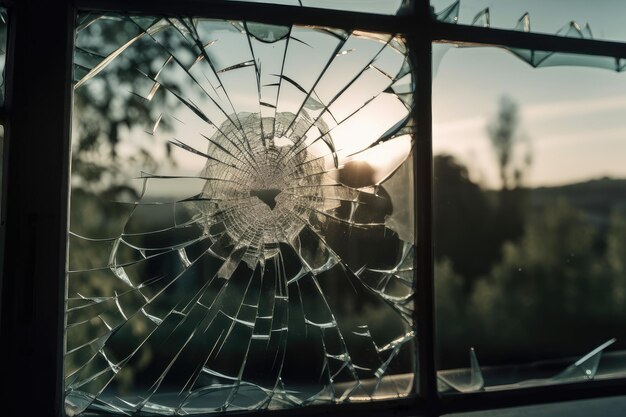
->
66, 13, 416, 416
432, 0, 626, 44
434, 44, 626, 393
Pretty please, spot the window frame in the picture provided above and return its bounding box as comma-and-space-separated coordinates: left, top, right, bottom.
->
1, 0, 626, 416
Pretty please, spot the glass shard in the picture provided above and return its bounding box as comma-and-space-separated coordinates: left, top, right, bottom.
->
67, 14, 416, 415
432, 0, 626, 43
470, 8, 489, 28
437, 348, 484, 393
554, 339, 616, 382
433, 1, 626, 73
435, 0, 460, 24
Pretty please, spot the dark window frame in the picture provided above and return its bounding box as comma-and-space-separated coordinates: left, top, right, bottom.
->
1, 0, 626, 416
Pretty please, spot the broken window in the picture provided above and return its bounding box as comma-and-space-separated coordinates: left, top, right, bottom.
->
433, 44, 626, 393
66, 13, 415, 416
432, 0, 626, 43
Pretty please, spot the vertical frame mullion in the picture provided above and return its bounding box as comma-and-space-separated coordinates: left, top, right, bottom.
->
413, 0, 439, 415
0, 1, 75, 416
0, 0, 16, 327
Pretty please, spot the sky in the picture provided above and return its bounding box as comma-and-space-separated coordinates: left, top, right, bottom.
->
76, 5, 626, 194
85, 20, 412, 200
432, 44, 626, 188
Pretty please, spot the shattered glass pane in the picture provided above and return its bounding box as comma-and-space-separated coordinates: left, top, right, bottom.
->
432, 0, 626, 44
67, 13, 416, 415
226, 0, 409, 15
434, 44, 626, 393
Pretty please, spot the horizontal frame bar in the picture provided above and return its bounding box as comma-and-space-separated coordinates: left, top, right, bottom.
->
76, 0, 413, 32
432, 20, 626, 59
148, 397, 434, 417
78, 0, 626, 61
439, 377, 626, 414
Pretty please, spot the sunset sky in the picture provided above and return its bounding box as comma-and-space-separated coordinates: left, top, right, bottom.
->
433, 44, 626, 188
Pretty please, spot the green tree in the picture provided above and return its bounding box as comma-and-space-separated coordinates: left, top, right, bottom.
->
67, 16, 187, 391
604, 210, 626, 310
487, 95, 531, 190
470, 199, 614, 363
488, 96, 532, 252
434, 154, 498, 282
435, 258, 469, 368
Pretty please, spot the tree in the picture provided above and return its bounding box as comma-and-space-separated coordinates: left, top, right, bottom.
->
470, 199, 615, 364
604, 210, 626, 310
434, 154, 498, 282
487, 96, 532, 248
435, 258, 469, 368
487, 95, 531, 191
73, 14, 185, 194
